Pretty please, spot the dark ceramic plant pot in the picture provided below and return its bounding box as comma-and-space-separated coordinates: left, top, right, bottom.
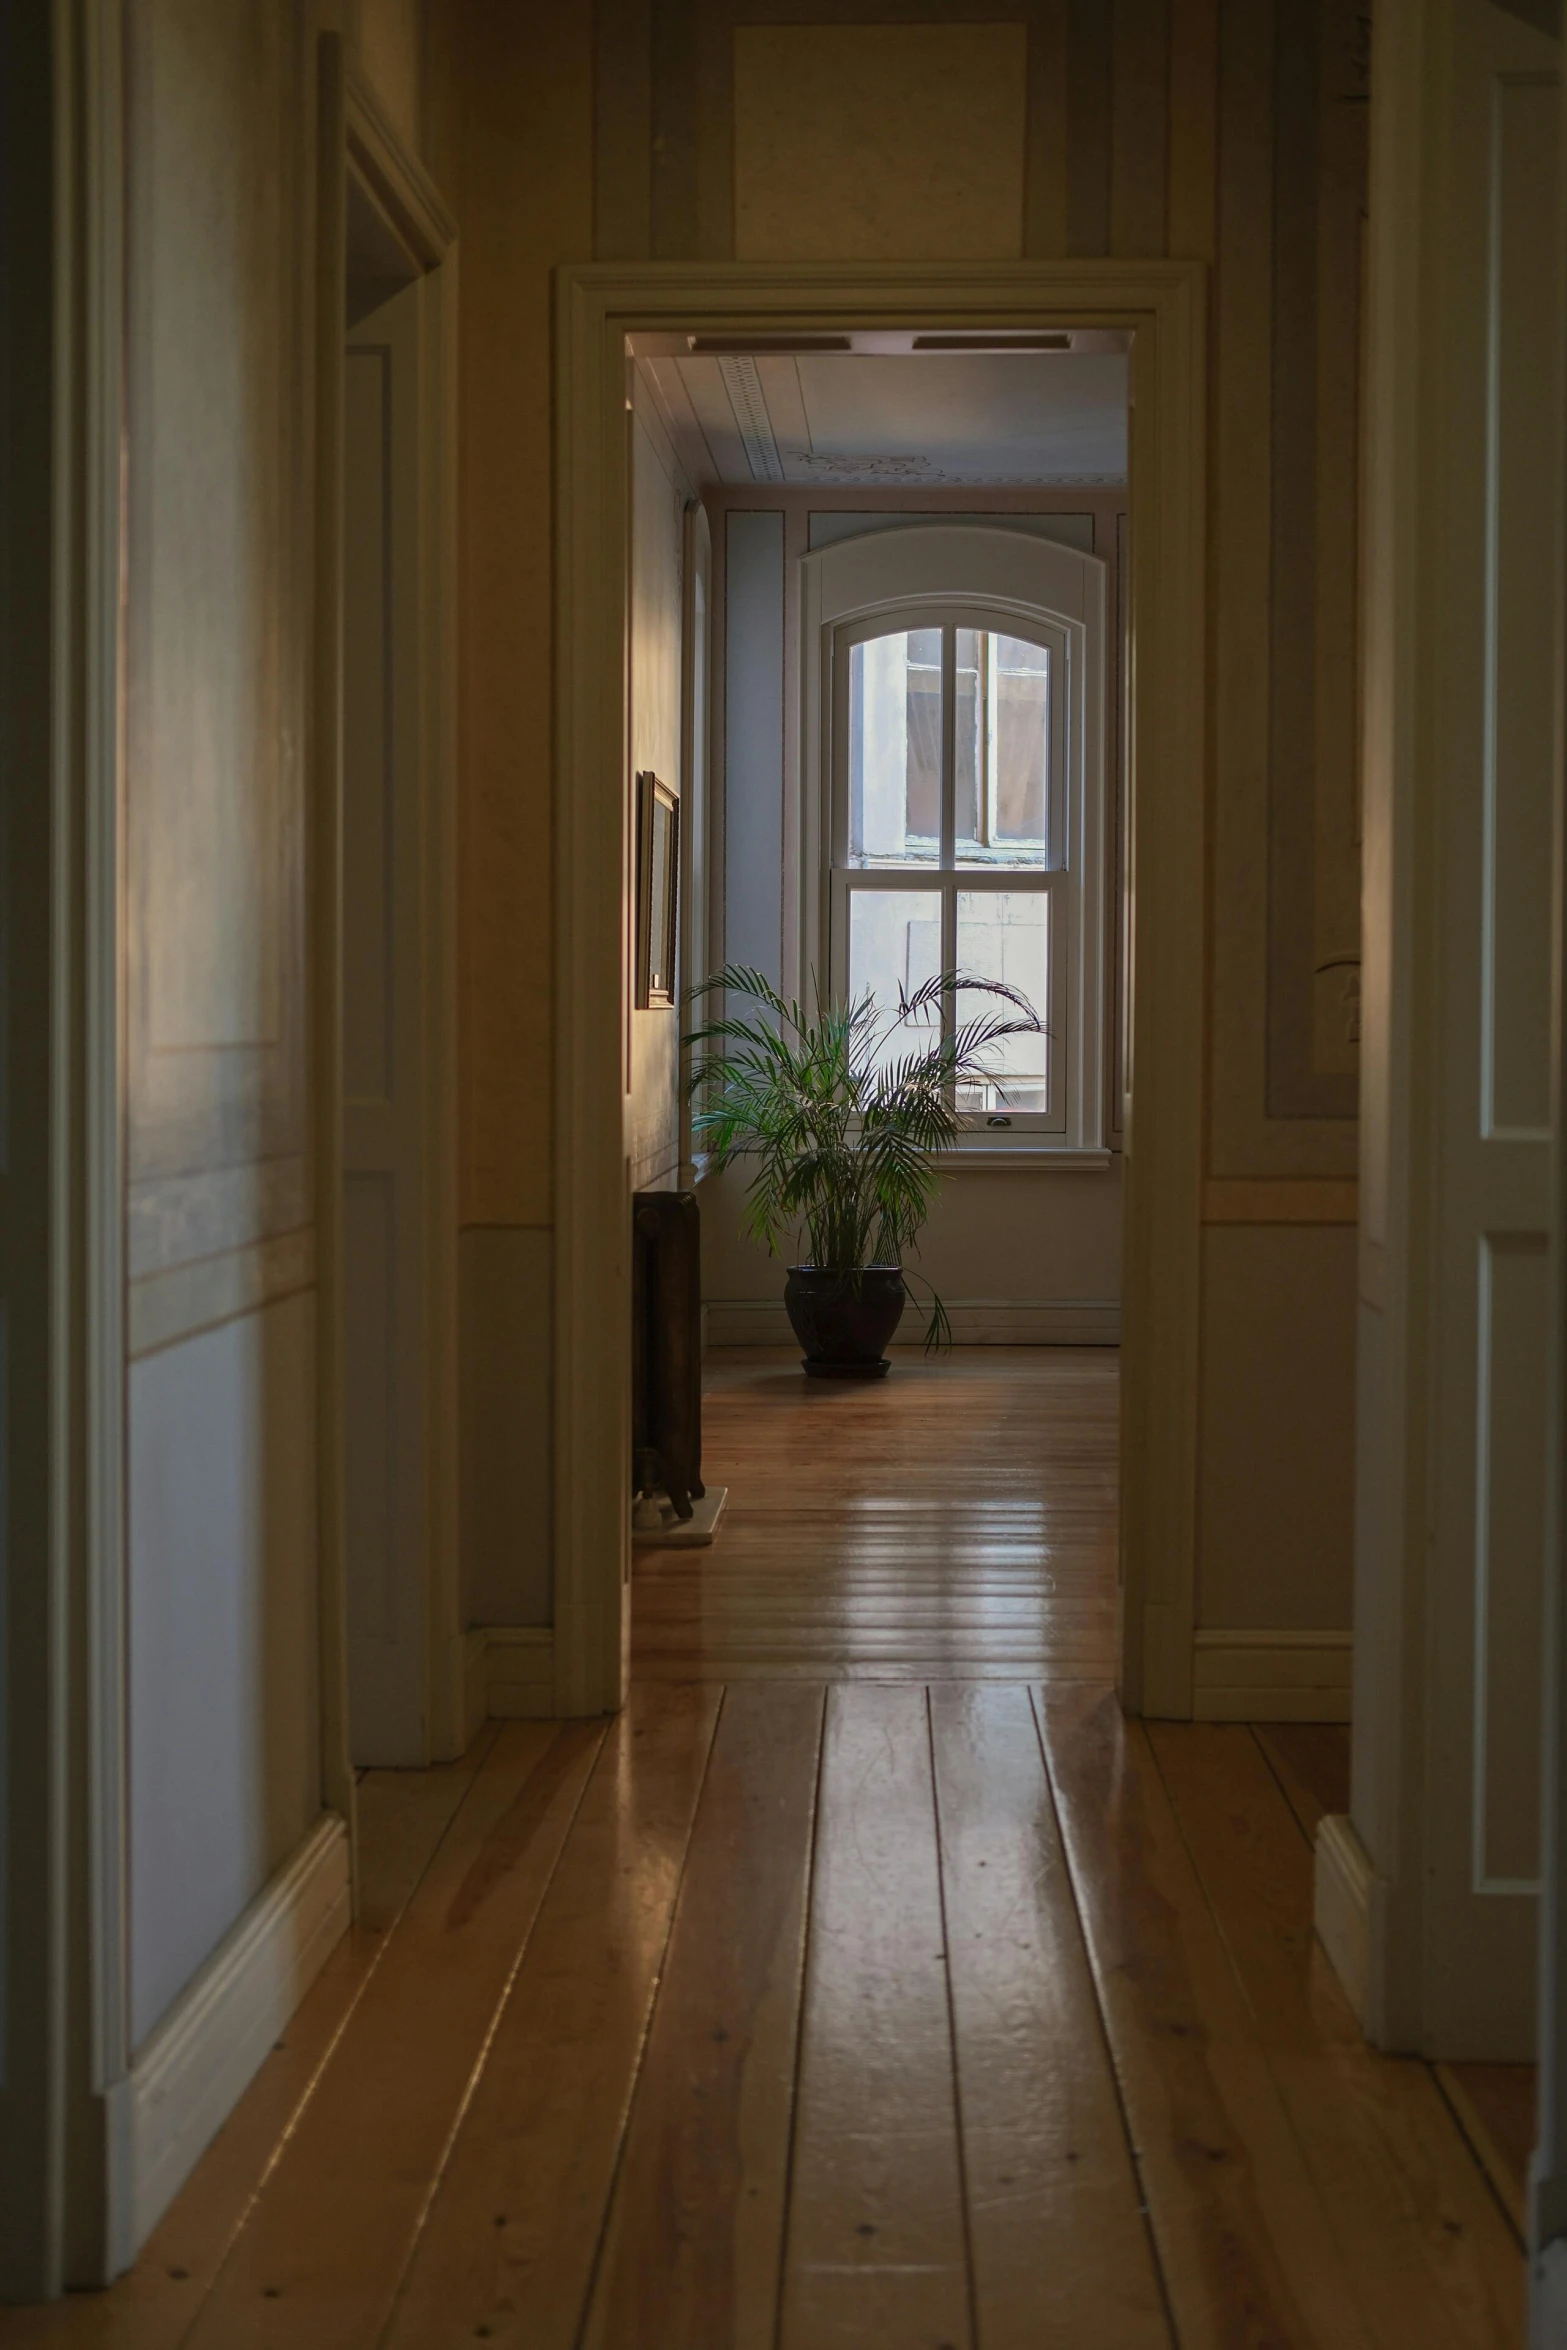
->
784, 1265, 906, 1379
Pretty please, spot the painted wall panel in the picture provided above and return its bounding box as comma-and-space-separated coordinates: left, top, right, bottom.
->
125, 0, 309, 1222
129, 1294, 319, 2050
1484, 73, 1556, 1140
732, 24, 1028, 262
1197, 1225, 1356, 1631
459, 1229, 552, 1627
1475, 1233, 1548, 1887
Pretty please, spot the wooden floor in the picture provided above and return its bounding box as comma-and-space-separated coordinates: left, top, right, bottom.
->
1, 1349, 1530, 2348
636, 1347, 1120, 1682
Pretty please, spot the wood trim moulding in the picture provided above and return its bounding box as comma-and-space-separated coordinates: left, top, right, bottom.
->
1203, 1177, 1359, 1225
1192, 1628, 1353, 1722
556, 259, 1207, 1724
3, 0, 138, 2291
704, 1298, 1121, 1347
343, 68, 456, 267
127, 1228, 315, 1360
128, 1813, 350, 2251
317, 39, 465, 1803
313, 30, 357, 1855
1314, 1809, 1373, 2023
463, 1628, 557, 1746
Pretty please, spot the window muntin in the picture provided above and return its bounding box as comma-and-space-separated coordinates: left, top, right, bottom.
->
830, 604, 1074, 1138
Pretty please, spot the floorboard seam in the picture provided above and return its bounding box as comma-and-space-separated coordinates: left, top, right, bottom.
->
1029, 1688, 1183, 2350
1142, 1724, 1394, 2347
371, 1719, 613, 2350
1245, 1724, 1315, 1854
567, 1687, 729, 2350
1430, 2060, 1529, 2255
171, 1728, 506, 2350
926, 1683, 982, 2350
772, 1683, 830, 2350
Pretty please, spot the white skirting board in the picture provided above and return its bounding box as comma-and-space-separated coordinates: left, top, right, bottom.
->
1192, 1629, 1352, 1722
464, 1624, 556, 1739
703, 1297, 1121, 1347
129, 1811, 350, 2250
1314, 1810, 1373, 2023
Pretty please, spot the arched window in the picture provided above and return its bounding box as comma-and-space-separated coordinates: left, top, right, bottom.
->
801, 527, 1106, 1152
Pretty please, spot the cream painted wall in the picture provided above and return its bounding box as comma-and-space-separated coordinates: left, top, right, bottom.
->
352, 0, 424, 150
1197, 1227, 1357, 1631
731, 24, 1028, 261
629, 407, 693, 1191
426, 0, 594, 1225
424, 0, 592, 1629
430, 0, 1365, 1653
701, 1163, 1123, 1329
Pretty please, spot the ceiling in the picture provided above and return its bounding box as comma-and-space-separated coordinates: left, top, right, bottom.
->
636, 347, 1130, 491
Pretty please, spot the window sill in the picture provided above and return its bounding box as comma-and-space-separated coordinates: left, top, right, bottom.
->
692, 1146, 1115, 1179
939, 1145, 1115, 1173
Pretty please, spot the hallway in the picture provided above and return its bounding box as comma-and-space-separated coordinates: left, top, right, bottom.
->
0, 1353, 1526, 2347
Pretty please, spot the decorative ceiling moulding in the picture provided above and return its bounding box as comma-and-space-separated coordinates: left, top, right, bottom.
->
555, 260, 1206, 1723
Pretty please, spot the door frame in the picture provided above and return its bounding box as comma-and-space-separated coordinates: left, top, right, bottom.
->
553, 261, 1208, 1719
314, 45, 463, 1785
0, 0, 132, 2294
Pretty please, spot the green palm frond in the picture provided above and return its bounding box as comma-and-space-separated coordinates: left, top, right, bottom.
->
684, 964, 1046, 1346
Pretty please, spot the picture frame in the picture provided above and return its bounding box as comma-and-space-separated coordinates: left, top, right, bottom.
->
635, 770, 680, 1009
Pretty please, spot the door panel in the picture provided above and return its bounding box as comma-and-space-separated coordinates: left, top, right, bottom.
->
1427, 0, 1559, 2055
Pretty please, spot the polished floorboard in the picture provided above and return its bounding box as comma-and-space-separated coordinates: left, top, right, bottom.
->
635, 1347, 1120, 1682
1, 1350, 1527, 2348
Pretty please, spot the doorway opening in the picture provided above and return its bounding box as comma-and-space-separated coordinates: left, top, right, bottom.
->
552, 264, 1207, 1722
626, 331, 1128, 1685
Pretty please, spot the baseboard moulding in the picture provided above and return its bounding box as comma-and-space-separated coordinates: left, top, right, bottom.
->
703, 1297, 1121, 1348
1314, 1810, 1373, 2022
129, 1810, 351, 2252
1192, 1627, 1352, 1721
464, 1624, 557, 1737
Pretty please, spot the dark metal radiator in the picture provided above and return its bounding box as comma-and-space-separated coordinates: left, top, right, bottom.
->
632, 1189, 704, 1520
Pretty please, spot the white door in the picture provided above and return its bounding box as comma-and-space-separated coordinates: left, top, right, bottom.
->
1426, 0, 1560, 2056
343, 280, 429, 1765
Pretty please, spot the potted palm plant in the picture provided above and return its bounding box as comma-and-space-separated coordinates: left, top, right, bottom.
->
686, 964, 1044, 1377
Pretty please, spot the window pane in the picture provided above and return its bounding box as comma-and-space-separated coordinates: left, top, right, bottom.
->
848, 890, 942, 1078
847, 632, 941, 865
955, 627, 981, 853
993, 635, 1050, 850
956, 631, 1051, 871
955, 891, 1051, 1112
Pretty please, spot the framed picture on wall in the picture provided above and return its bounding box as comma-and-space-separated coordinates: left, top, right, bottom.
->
635, 770, 680, 1009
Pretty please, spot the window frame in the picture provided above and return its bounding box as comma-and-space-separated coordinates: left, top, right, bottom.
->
828, 601, 1073, 1134
799, 532, 1107, 1160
